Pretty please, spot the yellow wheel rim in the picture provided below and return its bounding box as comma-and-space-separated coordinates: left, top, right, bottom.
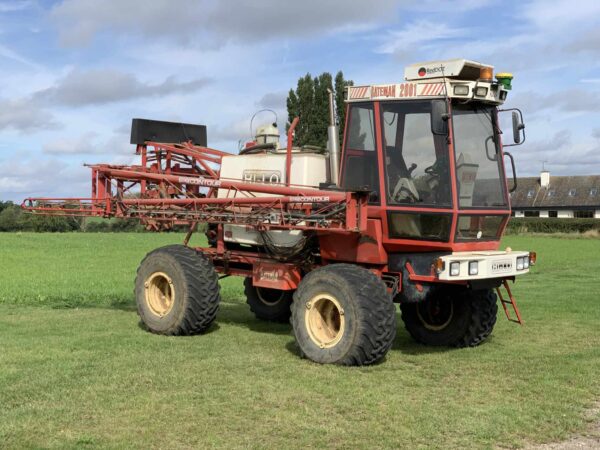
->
145, 272, 175, 317
305, 293, 345, 349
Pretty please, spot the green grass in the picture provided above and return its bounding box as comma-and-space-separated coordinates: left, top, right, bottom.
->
0, 233, 599, 449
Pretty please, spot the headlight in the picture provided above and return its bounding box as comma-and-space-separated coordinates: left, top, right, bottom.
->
469, 261, 479, 275
523, 256, 530, 269
453, 85, 469, 95
516, 257, 524, 270
475, 86, 488, 97
450, 262, 460, 276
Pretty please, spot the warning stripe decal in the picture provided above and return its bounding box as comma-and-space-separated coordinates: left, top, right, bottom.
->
419, 83, 445, 96
349, 86, 369, 99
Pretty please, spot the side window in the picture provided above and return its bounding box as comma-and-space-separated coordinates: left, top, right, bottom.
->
341, 103, 380, 203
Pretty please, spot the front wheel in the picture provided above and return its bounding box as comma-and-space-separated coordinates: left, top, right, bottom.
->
291, 264, 396, 366
400, 288, 497, 347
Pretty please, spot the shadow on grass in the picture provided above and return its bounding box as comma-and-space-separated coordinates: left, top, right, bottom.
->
136, 319, 221, 336
39, 298, 462, 358
216, 300, 291, 336
46, 296, 137, 312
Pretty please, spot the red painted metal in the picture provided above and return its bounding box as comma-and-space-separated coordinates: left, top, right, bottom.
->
22, 107, 523, 322
496, 279, 523, 325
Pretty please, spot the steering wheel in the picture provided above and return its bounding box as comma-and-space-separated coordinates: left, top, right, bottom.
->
424, 164, 437, 176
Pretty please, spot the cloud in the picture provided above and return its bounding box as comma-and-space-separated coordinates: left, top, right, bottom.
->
567, 27, 600, 56
0, 1, 33, 13
376, 20, 467, 57
256, 91, 288, 110
0, 98, 59, 132
43, 131, 102, 155
43, 128, 134, 156
51, 0, 402, 47
34, 69, 211, 107
0, 43, 43, 70
512, 89, 600, 116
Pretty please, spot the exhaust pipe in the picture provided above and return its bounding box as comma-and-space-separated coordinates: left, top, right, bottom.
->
327, 88, 341, 186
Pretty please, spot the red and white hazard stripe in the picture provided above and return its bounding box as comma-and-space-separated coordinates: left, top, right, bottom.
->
419, 83, 446, 96
349, 86, 369, 99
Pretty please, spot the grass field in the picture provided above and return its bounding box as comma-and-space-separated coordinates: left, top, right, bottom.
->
0, 233, 599, 449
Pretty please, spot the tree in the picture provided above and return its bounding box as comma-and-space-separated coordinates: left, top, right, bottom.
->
335, 71, 354, 145
286, 71, 353, 148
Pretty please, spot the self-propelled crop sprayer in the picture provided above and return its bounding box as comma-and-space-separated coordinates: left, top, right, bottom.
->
24, 59, 535, 365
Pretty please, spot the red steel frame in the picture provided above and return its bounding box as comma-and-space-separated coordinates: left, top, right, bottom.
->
22, 103, 517, 298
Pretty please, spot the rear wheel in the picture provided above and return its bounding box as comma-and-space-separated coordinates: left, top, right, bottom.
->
244, 278, 292, 323
291, 264, 396, 366
400, 287, 497, 347
135, 245, 220, 335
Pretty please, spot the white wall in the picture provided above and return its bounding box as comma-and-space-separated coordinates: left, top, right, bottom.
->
595, 210, 600, 219
557, 210, 574, 218
539, 210, 549, 218
515, 211, 524, 218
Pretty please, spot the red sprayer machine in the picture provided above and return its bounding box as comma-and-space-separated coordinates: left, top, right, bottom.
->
24, 59, 534, 365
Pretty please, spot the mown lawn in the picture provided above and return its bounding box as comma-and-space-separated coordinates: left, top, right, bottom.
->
0, 233, 598, 449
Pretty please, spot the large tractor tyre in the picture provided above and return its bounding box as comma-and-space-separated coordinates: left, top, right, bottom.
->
135, 245, 220, 335
291, 264, 396, 366
243, 278, 292, 323
400, 288, 497, 347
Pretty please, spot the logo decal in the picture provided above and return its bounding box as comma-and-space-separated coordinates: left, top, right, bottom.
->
418, 67, 426, 77
243, 170, 281, 184
492, 260, 513, 273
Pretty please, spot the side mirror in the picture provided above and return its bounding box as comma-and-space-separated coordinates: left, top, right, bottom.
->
499, 108, 526, 147
512, 111, 525, 144
431, 100, 449, 135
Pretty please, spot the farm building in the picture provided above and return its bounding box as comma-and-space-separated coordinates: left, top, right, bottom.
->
510, 171, 600, 218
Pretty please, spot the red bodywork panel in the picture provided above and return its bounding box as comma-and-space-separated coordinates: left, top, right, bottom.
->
252, 261, 302, 290
319, 219, 387, 265
22, 103, 515, 293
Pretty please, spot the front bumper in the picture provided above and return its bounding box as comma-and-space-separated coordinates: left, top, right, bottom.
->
437, 250, 533, 281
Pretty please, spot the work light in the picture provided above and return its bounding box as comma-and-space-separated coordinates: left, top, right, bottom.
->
453, 85, 469, 95
450, 262, 460, 276
469, 261, 479, 275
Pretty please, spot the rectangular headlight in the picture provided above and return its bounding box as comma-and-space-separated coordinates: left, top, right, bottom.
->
523, 256, 530, 269
475, 86, 488, 97
453, 85, 469, 95
450, 261, 460, 276
469, 261, 479, 275
516, 257, 524, 270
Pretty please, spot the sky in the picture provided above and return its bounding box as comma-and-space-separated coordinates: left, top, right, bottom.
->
1, 0, 599, 201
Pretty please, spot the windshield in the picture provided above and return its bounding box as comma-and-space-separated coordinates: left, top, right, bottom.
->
452, 104, 507, 208
381, 101, 451, 207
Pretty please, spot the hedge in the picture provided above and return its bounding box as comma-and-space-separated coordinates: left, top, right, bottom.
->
506, 218, 600, 234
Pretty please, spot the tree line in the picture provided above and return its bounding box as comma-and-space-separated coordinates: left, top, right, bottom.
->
0, 201, 142, 232
286, 71, 353, 148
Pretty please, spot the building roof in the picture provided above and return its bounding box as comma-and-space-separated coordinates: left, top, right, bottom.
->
511, 175, 600, 209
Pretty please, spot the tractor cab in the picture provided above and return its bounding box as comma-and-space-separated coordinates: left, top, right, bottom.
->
340, 59, 524, 253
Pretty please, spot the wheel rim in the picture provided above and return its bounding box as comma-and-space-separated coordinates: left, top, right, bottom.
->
256, 287, 285, 306
145, 272, 175, 317
305, 293, 345, 348
416, 297, 453, 331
